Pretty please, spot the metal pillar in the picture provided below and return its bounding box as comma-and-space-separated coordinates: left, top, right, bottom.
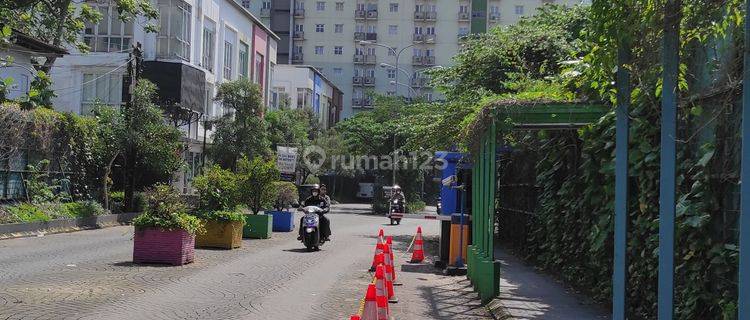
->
613, 43, 631, 320
738, 0, 750, 317
658, 1, 680, 318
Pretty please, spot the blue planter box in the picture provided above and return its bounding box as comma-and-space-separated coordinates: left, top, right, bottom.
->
270, 210, 295, 232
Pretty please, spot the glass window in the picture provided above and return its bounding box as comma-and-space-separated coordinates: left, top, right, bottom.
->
224, 40, 233, 79
335, 2, 343, 11
315, 46, 324, 55
255, 53, 264, 85
389, 3, 398, 12
388, 25, 397, 35
156, 0, 192, 61
333, 68, 342, 75
316, 24, 324, 32
335, 24, 343, 33
334, 46, 343, 55
239, 41, 249, 78
387, 69, 395, 79
316, 1, 325, 11
515, 5, 524, 15
202, 19, 216, 72
83, 4, 134, 52
81, 72, 124, 114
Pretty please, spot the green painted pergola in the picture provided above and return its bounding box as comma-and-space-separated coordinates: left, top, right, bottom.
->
467, 101, 608, 302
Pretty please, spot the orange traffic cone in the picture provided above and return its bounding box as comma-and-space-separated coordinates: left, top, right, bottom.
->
361, 283, 378, 320
381, 245, 397, 303
375, 264, 390, 320
385, 236, 397, 282
369, 242, 385, 272
377, 228, 385, 244
410, 226, 425, 263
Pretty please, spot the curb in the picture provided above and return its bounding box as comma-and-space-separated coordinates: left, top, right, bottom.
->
0, 212, 142, 240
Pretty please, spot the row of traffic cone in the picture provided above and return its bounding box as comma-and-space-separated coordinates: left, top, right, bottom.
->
351, 227, 425, 320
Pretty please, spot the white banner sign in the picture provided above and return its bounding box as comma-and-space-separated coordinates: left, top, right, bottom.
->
277, 146, 298, 174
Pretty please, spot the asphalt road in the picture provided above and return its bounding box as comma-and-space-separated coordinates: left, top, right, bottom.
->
0, 205, 457, 320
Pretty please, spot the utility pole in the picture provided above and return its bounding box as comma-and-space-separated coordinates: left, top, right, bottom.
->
123, 43, 142, 212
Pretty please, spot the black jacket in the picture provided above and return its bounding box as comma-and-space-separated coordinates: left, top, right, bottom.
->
303, 195, 330, 212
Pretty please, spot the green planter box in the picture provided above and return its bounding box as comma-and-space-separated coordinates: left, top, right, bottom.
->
243, 214, 272, 239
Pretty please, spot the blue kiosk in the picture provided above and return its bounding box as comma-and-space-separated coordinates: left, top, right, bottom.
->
435, 151, 471, 267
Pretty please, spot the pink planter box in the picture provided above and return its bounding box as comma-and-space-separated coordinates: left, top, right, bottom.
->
133, 227, 195, 266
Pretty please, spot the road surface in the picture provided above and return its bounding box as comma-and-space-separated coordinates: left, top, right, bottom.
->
0, 204, 491, 319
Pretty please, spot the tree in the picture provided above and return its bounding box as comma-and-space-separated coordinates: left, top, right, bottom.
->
237, 156, 279, 214
210, 79, 270, 169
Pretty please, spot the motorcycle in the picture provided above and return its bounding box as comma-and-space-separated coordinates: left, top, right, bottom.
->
299, 206, 326, 251
388, 198, 403, 225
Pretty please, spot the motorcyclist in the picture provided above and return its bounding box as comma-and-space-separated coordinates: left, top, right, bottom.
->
389, 185, 406, 213
297, 184, 331, 241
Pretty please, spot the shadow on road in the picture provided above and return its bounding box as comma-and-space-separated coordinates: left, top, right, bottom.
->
110, 261, 177, 268
282, 248, 319, 253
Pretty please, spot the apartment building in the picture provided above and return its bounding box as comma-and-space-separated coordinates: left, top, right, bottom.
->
243, 0, 585, 119
272, 64, 343, 128
50, 0, 279, 193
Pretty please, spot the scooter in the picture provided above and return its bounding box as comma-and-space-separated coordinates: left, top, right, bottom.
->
300, 206, 326, 251
388, 198, 403, 225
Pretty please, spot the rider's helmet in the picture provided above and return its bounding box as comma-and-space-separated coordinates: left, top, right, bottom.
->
310, 184, 320, 197
393, 185, 401, 193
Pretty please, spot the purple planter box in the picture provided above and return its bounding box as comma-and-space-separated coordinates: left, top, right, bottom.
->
133, 227, 195, 266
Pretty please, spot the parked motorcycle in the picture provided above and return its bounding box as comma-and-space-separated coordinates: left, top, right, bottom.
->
299, 206, 326, 251
388, 198, 403, 225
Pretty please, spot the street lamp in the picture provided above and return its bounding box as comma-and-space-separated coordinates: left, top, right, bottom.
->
359, 40, 423, 97
389, 80, 419, 97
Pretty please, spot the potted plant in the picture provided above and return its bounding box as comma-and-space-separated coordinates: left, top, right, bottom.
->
237, 156, 279, 239
269, 181, 298, 232
132, 185, 203, 265
192, 165, 246, 249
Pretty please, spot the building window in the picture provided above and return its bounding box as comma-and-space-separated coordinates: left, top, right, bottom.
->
241, 0, 250, 9
335, 2, 344, 11
201, 19, 215, 72
295, 1, 304, 10
333, 68, 342, 75
83, 3, 134, 52
459, 5, 469, 13
335, 24, 343, 33
389, 3, 398, 12
239, 41, 249, 78
515, 5, 524, 15
315, 46, 324, 55
81, 73, 124, 114
255, 53, 264, 85
223, 40, 233, 79
426, 26, 435, 35
334, 46, 343, 55
316, 1, 325, 11
316, 24, 324, 32
297, 88, 311, 108
355, 24, 365, 33
387, 69, 395, 79
295, 24, 304, 32
262, 1, 271, 9
388, 25, 397, 35
156, 0, 192, 61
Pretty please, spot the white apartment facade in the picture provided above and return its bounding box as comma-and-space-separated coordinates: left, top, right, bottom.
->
50, 0, 279, 193
244, 0, 586, 119
272, 64, 343, 128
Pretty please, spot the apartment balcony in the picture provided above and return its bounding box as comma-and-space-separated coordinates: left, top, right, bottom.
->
367, 10, 378, 19
363, 76, 375, 86
352, 76, 363, 85
425, 11, 437, 21
294, 8, 305, 18
292, 53, 304, 63
489, 14, 501, 22
458, 12, 470, 21
354, 32, 366, 41
354, 54, 377, 65
423, 56, 436, 66
410, 77, 430, 88
293, 31, 305, 40
413, 34, 425, 43
355, 10, 366, 19
142, 61, 206, 113
260, 8, 271, 18
414, 11, 425, 20
352, 97, 373, 108
412, 55, 423, 65
425, 35, 436, 43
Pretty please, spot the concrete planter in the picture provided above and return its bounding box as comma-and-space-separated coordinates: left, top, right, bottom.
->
133, 227, 195, 265
270, 210, 295, 232
0, 212, 141, 240
196, 220, 244, 249
243, 214, 272, 239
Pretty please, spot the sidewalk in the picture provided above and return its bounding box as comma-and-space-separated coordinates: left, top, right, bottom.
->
490, 246, 610, 320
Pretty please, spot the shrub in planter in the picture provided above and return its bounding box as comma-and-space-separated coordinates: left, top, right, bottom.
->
195, 210, 245, 248
132, 185, 203, 265
237, 157, 279, 238
269, 181, 298, 232
193, 166, 245, 248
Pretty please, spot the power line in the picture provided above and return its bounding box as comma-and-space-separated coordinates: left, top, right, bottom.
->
52, 57, 133, 95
